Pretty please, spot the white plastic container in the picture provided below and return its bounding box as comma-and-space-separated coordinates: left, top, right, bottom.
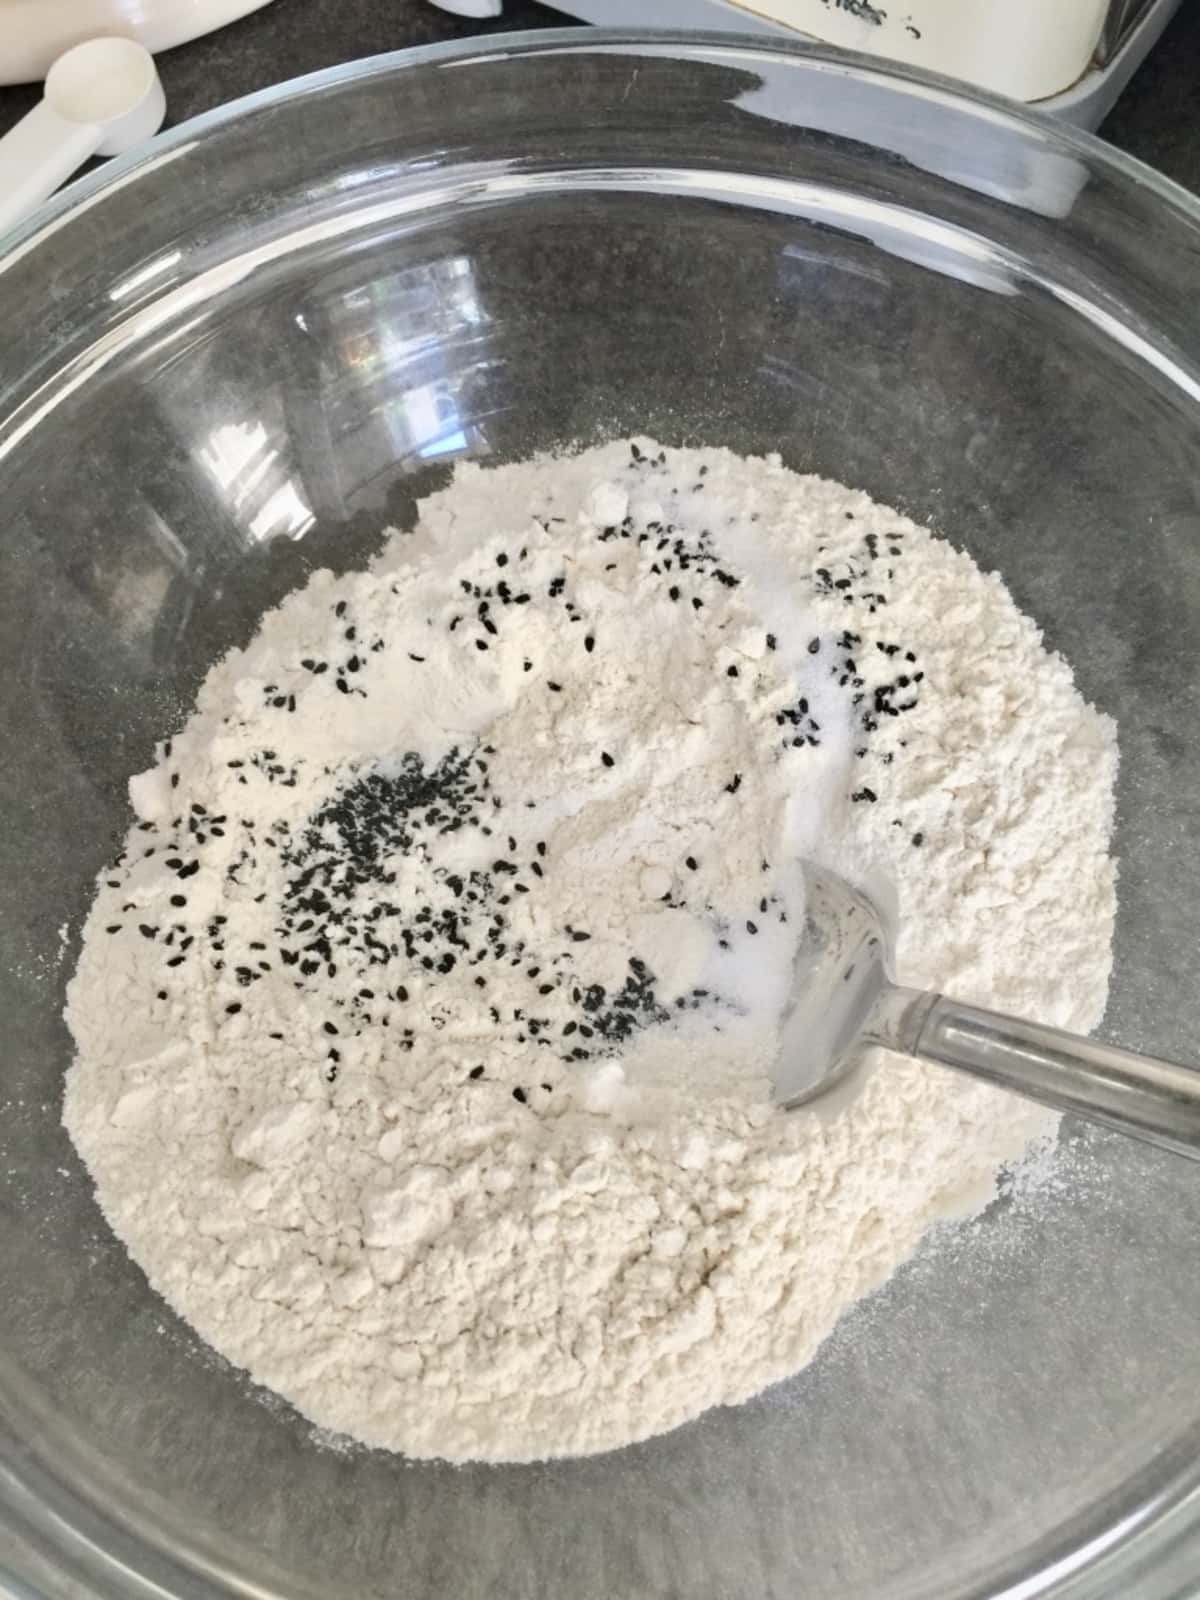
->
0, 0, 274, 86
722, 0, 1111, 104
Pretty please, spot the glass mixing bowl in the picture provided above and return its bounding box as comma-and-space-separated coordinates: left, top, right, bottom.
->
0, 29, 1198, 1600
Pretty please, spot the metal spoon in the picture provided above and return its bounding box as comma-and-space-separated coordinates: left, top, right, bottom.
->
776, 861, 1200, 1160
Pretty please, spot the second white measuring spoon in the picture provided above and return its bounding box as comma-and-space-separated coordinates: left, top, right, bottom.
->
0, 36, 165, 239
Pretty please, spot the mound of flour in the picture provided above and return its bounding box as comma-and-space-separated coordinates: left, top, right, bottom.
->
64, 441, 1118, 1461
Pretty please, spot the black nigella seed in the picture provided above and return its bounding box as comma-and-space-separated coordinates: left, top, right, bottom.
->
139, 924, 156, 940
335, 600, 347, 617
323, 1021, 338, 1035
225, 1002, 242, 1015
476, 639, 489, 652
470, 1065, 485, 1079
852, 788, 878, 803
547, 681, 562, 693
536, 841, 546, 856
686, 856, 698, 871
808, 638, 821, 654
157, 989, 168, 1000
512, 1087, 527, 1104
584, 636, 595, 653
170, 894, 186, 908
496, 552, 508, 567
106, 924, 121, 935
746, 920, 758, 935
668, 586, 680, 601
396, 986, 409, 1002
766, 633, 777, 650
912, 832, 925, 847
601, 752, 615, 768
726, 665, 739, 678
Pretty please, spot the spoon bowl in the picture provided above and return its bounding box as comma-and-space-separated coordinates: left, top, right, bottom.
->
779, 860, 1200, 1160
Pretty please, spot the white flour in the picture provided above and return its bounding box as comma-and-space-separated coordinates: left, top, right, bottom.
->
64, 441, 1118, 1462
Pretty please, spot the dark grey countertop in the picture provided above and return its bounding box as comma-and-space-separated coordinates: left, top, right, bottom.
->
0, 0, 1198, 191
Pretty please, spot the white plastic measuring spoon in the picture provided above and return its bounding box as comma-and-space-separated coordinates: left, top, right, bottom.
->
0, 36, 165, 238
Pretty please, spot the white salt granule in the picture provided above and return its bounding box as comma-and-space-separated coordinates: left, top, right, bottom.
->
64, 440, 1117, 1461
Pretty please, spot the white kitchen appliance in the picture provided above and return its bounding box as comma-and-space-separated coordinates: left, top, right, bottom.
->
431, 0, 1182, 127
0, 0, 274, 86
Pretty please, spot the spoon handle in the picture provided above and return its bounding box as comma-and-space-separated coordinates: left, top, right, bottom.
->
894, 994, 1200, 1160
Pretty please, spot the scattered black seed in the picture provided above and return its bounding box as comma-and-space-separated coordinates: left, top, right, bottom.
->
686, 856, 698, 870
601, 752, 615, 768
912, 832, 924, 847
851, 788, 878, 803
470, 1065, 485, 1079
512, 1087, 527, 1104
726, 665, 739, 679
746, 920, 758, 935
225, 1002, 242, 1015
